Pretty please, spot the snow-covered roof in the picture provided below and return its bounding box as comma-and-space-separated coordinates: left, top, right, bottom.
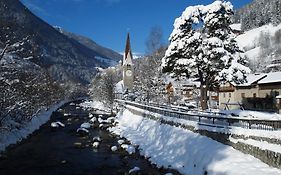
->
235, 73, 266, 87
258, 72, 281, 84
230, 23, 241, 31
229, 72, 281, 87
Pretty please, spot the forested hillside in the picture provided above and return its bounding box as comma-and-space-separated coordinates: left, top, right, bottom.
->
234, 0, 281, 31
233, 0, 281, 72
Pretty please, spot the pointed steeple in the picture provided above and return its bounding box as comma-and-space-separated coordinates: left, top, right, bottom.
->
122, 33, 134, 91
123, 33, 133, 65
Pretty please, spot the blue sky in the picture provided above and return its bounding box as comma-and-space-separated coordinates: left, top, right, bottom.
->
20, 0, 252, 55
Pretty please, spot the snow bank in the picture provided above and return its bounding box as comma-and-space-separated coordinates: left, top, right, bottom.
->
79, 100, 109, 112
128, 104, 281, 140
110, 109, 281, 175
0, 100, 67, 152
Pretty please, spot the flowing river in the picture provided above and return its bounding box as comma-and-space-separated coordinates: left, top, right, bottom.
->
0, 101, 180, 175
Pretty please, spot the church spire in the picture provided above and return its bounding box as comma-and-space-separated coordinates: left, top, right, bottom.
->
122, 33, 134, 91
123, 33, 133, 65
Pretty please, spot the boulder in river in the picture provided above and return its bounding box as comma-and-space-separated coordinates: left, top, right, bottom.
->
111, 146, 118, 152
93, 136, 101, 142
80, 122, 92, 129
129, 166, 140, 174
51, 121, 65, 128
92, 142, 100, 148
76, 128, 89, 136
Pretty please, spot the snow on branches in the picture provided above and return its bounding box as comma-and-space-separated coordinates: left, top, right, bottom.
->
162, 0, 251, 109
162, 0, 250, 84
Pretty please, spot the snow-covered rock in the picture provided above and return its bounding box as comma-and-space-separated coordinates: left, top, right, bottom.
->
106, 117, 115, 123
89, 113, 94, 118
128, 167, 140, 174
80, 122, 92, 129
79, 101, 110, 112
98, 117, 104, 123
76, 128, 89, 135
118, 139, 125, 145
63, 113, 71, 117
51, 121, 65, 128
92, 142, 100, 148
93, 136, 101, 142
90, 117, 97, 123
111, 146, 118, 152
121, 144, 135, 154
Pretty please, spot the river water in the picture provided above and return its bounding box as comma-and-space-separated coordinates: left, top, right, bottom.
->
0, 101, 180, 175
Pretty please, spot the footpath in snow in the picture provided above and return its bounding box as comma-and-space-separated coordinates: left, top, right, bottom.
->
109, 107, 281, 175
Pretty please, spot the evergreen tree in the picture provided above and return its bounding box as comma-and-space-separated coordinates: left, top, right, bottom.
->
162, 1, 250, 110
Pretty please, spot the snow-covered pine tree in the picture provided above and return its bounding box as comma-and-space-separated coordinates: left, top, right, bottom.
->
162, 1, 250, 110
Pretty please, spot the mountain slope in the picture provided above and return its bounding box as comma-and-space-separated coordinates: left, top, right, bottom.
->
235, 23, 281, 72
234, 0, 281, 31
0, 0, 121, 84
232, 0, 281, 73
55, 27, 122, 66
0, 51, 64, 129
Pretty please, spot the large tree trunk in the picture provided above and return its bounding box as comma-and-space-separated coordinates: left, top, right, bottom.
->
198, 67, 208, 110
200, 84, 208, 110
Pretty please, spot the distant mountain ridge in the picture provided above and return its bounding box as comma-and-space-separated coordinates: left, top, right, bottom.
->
54, 27, 122, 65
0, 0, 121, 84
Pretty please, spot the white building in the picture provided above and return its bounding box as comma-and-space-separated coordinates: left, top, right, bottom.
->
219, 72, 281, 110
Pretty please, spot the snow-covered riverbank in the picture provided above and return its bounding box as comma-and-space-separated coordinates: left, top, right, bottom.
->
109, 108, 281, 175
0, 100, 68, 152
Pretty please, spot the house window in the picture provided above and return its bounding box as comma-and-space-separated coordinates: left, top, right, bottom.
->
253, 93, 257, 98
223, 93, 226, 98
229, 93, 231, 98
241, 93, 245, 98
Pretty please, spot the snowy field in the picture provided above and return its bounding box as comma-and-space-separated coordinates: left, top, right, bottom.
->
109, 108, 281, 175
235, 23, 281, 61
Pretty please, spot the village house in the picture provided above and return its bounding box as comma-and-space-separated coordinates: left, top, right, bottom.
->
219, 72, 281, 111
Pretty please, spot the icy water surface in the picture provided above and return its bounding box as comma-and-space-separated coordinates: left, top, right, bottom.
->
0, 101, 181, 175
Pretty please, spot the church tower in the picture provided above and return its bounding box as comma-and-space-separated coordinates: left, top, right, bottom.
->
123, 33, 134, 91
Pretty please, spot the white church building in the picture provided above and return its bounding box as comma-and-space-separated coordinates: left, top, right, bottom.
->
115, 33, 134, 97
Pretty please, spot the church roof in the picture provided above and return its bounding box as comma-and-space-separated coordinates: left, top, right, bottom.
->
123, 33, 133, 65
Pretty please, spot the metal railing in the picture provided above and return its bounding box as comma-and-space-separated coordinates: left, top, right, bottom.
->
115, 100, 281, 131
